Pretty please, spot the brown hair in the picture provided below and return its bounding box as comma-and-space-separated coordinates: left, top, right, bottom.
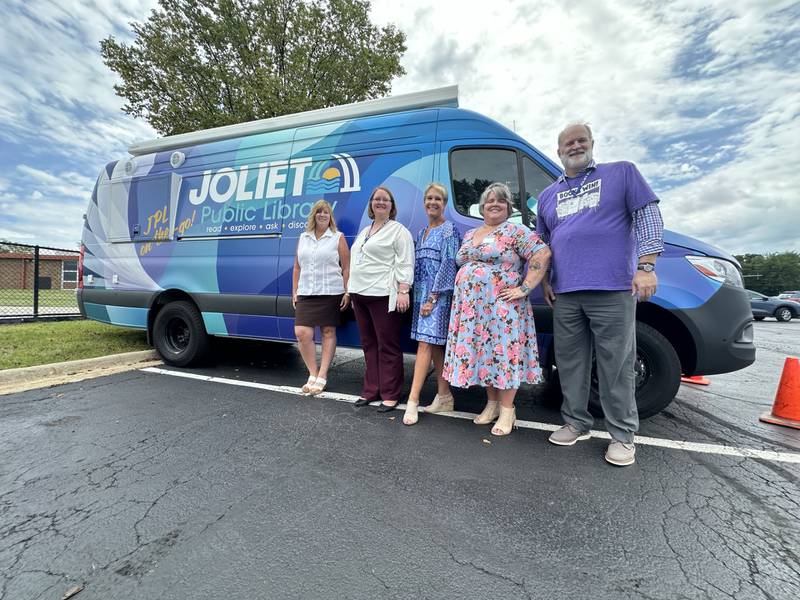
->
367, 186, 398, 220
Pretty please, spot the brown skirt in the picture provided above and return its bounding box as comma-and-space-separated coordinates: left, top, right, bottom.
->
294, 294, 343, 327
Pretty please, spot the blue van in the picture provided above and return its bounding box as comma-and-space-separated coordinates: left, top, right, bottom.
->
78, 86, 755, 417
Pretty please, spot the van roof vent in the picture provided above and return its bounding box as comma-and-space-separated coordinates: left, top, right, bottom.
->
128, 85, 458, 157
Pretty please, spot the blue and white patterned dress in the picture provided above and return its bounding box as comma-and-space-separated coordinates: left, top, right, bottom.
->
410, 221, 461, 345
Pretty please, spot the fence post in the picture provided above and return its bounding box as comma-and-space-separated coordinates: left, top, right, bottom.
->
33, 245, 40, 318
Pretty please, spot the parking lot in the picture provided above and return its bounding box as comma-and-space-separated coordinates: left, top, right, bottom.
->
1, 320, 799, 599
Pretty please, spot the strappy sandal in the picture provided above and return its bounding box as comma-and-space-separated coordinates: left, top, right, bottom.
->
308, 377, 327, 395
301, 375, 317, 394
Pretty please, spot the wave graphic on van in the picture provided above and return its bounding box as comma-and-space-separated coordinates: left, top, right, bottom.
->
306, 180, 341, 193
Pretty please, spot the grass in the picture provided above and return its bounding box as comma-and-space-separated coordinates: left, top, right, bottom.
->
0, 319, 150, 370
0, 289, 78, 307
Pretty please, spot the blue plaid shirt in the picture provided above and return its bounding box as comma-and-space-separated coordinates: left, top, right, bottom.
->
553, 160, 663, 257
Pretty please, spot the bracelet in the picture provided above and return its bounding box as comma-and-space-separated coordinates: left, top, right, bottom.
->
398, 290, 409, 295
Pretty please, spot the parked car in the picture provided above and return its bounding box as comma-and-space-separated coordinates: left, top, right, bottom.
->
747, 290, 800, 322
777, 291, 800, 304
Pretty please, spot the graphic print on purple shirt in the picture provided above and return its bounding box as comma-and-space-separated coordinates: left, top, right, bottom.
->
536, 161, 658, 293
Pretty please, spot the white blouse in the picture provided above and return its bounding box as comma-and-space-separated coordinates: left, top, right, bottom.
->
348, 219, 414, 311
296, 229, 345, 295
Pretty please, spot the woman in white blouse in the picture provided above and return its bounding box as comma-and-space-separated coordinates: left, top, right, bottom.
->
292, 200, 350, 395
349, 186, 414, 412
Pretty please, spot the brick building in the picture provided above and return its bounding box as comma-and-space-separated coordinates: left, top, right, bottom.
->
0, 253, 79, 290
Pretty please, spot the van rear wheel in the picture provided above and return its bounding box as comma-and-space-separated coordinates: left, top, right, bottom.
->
153, 301, 209, 367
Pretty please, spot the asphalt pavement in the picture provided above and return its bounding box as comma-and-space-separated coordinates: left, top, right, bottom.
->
1, 321, 799, 599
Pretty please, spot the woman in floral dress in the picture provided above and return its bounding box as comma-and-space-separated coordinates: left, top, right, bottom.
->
403, 183, 461, 426
442, 182, 551, 436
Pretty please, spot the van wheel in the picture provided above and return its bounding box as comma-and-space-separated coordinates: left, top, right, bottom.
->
153, 301, 209, 367
588, 322, 681, 419
775, 307, 792, 322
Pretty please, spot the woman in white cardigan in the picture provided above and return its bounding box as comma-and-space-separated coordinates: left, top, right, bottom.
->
348, 186, 414, 412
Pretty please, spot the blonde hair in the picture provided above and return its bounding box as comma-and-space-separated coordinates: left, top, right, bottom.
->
424, 182, 448, 204
305, 200, 338, 233
367, 186, 398, 220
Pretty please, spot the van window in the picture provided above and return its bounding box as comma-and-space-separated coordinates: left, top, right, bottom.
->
522, 155, 555, 221
450, 148, 521, 223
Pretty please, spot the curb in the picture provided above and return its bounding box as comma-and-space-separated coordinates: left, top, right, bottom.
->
0, 350, 160, 385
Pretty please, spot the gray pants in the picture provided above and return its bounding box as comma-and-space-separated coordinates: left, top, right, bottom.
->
553, 291, 639, 443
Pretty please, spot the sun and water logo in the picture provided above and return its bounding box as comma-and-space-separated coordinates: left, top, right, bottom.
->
306, 153, 361, 195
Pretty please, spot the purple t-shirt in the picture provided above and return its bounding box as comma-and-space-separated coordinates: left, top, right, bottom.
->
536, 161, 658, 293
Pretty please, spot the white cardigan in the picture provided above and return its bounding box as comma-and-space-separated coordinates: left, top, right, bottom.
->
347, 220, 414, 311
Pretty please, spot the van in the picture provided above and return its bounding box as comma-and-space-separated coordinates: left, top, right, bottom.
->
78, 86, 755, 418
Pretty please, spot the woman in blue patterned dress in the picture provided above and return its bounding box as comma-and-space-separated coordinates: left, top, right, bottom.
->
402, 183, 462, 426
442, 183, 551, 436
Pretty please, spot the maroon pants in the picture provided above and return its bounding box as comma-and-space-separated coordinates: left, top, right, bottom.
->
350, 294, 404, 402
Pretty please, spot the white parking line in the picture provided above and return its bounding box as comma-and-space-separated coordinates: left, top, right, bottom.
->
141, 367, 800, 465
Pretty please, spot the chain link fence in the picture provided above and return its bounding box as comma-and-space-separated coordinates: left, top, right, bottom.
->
0, 241, 81, 320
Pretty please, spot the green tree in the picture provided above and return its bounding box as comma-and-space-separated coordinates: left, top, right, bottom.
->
736, 251, 800, 296
101, 0, 406, 136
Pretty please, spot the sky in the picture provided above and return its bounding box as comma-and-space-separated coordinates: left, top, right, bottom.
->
0, 0, 798, 254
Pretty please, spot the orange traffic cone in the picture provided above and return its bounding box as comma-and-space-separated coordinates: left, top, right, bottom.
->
759, 357, 800, 429
681, 375, 711, 386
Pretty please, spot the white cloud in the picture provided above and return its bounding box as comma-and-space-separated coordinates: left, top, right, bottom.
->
371, 0, 800, 253
0, 0, 797, 254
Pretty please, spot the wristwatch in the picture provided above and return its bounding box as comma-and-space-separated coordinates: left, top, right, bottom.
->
428, 295, 438, 304
519, 283, 531, 295
637, 263, 656, 272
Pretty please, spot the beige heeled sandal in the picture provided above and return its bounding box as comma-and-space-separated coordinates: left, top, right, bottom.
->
301, 375, 317, 394
491, 405, 516, 436
473, 400, 500, 425
403, 402, 419, 426
308, 377, 327, 395
425, 393, 454, 414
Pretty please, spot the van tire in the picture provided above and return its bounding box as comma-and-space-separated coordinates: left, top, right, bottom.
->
152, 301, 210, 367
587, 322, 681, 419
542, 323, 682, 419
775, 307, 793, 322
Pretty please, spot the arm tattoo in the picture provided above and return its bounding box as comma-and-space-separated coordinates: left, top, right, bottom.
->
531, 261, 542, 270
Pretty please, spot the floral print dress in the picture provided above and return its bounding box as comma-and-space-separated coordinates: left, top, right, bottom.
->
442, 222, 547, 389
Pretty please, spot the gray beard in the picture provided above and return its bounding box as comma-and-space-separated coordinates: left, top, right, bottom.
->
562, 150, 593, 172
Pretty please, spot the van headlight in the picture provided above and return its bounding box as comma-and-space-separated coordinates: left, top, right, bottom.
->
686, 256, 744, 288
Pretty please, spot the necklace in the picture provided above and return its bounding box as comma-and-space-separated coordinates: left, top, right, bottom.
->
361, 219, 388, 249
562, 169, 592, 200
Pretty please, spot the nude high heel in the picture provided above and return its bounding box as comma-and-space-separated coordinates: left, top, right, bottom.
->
425, 393, 454, 414
403, 402, 419, 426
473, 400, 500, 425
491, 405, 516, 436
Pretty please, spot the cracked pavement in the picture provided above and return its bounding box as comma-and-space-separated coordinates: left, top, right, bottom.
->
1, 321, 798, 599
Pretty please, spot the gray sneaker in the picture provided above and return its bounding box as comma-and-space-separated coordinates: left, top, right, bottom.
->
548, 424, 591, 446
605, 440, 636, 466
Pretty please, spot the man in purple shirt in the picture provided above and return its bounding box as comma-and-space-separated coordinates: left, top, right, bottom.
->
536, 123, 663, 466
